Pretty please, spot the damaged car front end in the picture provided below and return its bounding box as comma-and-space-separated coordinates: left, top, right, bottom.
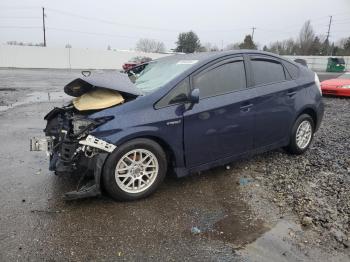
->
30, 72, 142, 200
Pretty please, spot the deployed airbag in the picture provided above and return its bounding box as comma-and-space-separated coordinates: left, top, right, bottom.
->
73, 89, 124, 111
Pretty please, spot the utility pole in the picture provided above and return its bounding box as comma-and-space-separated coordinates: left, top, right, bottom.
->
42, 7, 46, 47
326, 16, 332, 42
251, 27, 256, 40
326, 15, 332, 55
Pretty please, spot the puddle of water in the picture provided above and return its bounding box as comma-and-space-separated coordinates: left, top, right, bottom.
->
208, 208, 268, 246
0, 91, 70, 112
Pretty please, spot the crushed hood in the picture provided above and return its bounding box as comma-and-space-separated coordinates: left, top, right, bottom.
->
64, 71, 143, 97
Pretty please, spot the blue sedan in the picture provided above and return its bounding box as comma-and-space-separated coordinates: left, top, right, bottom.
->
37, 50, 324, 201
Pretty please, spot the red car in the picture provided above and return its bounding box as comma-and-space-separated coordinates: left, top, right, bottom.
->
122, 56, 152, 71
321, 72, 350, 97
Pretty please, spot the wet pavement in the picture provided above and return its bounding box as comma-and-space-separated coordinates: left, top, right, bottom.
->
0, 69, 348, 261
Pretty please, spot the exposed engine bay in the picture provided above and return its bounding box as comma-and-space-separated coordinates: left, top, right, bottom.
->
43, 105, 115, 173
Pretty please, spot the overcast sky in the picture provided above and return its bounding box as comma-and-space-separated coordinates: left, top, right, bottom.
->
0, 0, 349, 50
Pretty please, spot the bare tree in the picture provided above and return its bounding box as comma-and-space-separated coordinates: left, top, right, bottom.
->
267, 38, 297, 55
7, 41, 44, 47
299, 20, 315, 55
202, 42, 219, 52
136, 38, 166, 53
225, 43, 240, 50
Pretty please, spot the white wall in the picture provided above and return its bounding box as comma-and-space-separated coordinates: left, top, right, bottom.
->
283, 55, 350, 71
0, 46, 349, 71
0, 45, 169, 69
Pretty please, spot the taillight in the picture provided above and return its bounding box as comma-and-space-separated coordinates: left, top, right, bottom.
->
314, 73, 322, 94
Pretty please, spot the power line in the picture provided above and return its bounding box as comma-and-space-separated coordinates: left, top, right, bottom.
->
0, 6, 39, 10
46, 7, 250, 34
46, 8, 181, 33
0, 17, 41, 19
46, 27, 175, 44
331, 21, 350, 26
0, 26, 41, 29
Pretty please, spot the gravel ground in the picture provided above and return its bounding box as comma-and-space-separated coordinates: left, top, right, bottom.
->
236, 96, 350, 254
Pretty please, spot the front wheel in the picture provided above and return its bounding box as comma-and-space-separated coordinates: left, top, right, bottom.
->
285, 114, 314, 155
102, 138, 167, 201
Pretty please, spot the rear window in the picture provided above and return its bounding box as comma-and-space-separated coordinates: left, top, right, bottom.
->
251, 59, 286, 86
283, 61, 300, 79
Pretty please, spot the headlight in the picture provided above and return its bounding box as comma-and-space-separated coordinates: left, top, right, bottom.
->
72, 116, 114, 137
341, 85, 350, 89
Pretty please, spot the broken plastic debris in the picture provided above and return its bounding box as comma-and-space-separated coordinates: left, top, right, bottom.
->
191, 226, 201, 235
239, 177, 253, 186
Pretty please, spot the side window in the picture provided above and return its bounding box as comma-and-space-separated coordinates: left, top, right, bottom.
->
155, 78, 189, 109
251, 59, 286, 86
193, 60, 246, 99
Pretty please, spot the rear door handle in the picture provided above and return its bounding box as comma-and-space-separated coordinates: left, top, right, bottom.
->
240, 103, 253, 112
287, 90, 297, 97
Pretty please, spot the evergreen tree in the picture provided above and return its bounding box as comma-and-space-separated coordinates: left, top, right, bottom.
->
175, 31, 201, 53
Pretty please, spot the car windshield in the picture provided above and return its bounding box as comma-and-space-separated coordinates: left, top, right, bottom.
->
338, 72, 350, 79
133, 58, 197, 94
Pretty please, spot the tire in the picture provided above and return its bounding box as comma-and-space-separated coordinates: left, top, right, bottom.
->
102, 138, 167, 201
285, 114, 314, 155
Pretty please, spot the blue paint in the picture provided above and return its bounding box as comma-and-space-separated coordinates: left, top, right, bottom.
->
88, 50, 324, 178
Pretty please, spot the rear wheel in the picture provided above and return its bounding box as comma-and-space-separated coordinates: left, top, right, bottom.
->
102, 138, 167, 201
285, 114, 314, 155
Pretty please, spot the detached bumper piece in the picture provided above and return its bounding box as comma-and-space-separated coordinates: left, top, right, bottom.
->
60, 135, 116, 200
63, 153, 108, 200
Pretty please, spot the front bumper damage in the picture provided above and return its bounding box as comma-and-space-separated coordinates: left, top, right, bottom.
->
30, 105, 117, 200
62, 135, 116, 200
64, 152, 108, 200
31, 135, 115, 200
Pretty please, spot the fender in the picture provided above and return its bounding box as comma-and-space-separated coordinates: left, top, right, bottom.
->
93, 125, 186, 169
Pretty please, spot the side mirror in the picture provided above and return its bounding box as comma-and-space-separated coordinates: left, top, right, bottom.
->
187, 88, 199, 110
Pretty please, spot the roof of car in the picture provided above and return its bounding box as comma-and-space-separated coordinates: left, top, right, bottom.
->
157, 50, 285, 64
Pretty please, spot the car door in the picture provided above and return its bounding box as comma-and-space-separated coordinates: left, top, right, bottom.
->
183, 56, 255, 168
248, 55, 298, 149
